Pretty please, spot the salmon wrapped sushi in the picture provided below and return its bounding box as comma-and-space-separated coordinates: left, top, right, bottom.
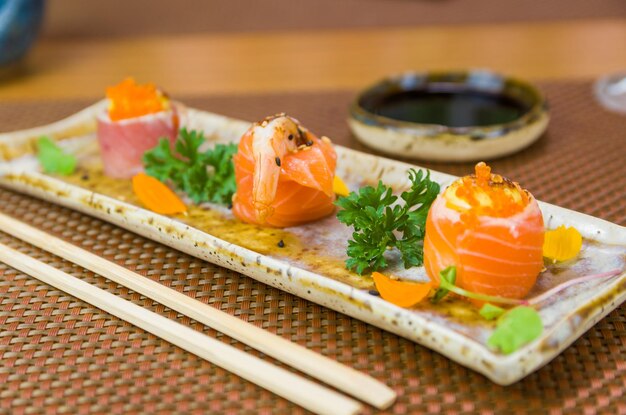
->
423, 162, 545, 299
97, 78, 179, 178
232, 114, 337, 227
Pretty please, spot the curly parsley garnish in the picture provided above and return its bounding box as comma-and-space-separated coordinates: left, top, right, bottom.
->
335, 169, 439, 274
142, 128, 237, 206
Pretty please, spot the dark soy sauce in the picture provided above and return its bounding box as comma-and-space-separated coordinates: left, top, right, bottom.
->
364, 86, 529, 128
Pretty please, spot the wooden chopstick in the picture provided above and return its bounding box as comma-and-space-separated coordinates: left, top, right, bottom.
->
0, 212, 396, 409
0, 241, 362, 415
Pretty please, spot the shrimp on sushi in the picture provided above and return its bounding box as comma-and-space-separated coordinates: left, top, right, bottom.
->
423, 162, 545, 300
232, 114, 337, 227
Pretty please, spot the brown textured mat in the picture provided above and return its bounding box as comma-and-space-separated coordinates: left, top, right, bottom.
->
43, 0, 626, 38
0, 81, 625, 414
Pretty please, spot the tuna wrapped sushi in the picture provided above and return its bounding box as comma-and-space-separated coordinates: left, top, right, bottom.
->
97, 78, 179, 178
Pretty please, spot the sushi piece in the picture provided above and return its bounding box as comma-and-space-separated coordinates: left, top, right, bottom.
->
423, 162, 545, 300
232, 114, 337, 227
97, 78, 179, 178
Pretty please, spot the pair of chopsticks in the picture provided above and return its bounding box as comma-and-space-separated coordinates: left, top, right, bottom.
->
0, 212, 395, 415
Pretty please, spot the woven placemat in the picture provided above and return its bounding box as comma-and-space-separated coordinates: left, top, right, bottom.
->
0, 81, 625, 414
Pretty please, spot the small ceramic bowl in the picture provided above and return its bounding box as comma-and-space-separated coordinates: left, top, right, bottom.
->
349, 70, 549, 162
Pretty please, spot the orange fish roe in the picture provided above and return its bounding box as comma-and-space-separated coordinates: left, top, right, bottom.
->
446, 162, 530, 220
106, 78, 168, 121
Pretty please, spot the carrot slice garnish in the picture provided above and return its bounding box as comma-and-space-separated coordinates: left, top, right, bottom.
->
132, 173, 187, 215
542, 225, 582, 262
372, 272, 432, 308
333, 175, 350, 197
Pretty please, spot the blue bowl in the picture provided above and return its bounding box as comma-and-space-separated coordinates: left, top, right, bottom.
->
0, 0, 44, 66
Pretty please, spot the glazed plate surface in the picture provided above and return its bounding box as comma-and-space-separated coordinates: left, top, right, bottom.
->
1, 102, 624, 385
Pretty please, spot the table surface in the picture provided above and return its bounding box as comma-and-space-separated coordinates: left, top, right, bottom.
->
2, 19, 625, 100
2, 11, 626, 415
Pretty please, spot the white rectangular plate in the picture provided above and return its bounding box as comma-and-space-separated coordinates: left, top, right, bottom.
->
1, 101, 624, 385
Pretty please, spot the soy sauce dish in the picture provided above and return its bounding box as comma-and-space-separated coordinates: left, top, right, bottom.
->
349, 71, 549, 162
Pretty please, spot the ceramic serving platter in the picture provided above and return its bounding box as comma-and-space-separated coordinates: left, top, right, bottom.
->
0, 101, 624, 385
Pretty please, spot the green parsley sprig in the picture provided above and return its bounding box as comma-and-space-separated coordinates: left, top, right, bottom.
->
335, 169, 439, 274
142, 128, 237, 206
